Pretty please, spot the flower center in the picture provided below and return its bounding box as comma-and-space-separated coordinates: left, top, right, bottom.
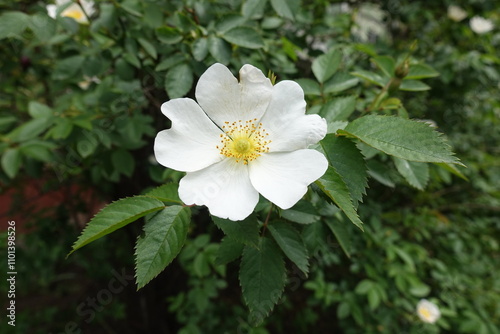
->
217, 119, 271, 164
418, 308, 432, 321
63, 8, 85, 20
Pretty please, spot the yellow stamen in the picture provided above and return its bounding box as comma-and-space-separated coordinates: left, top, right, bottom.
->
218, 118, 271, 164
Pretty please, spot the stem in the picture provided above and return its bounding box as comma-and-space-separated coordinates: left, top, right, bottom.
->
261, 203, 274, 236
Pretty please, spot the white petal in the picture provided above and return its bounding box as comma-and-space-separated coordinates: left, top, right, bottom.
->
179, 159, 259, 221
195, 63, 273, 126
259, 80, 327, 151
238, 64, 273, 122
46, 4, 57, 18
154, 98, 223, 172
249, 150, 328, 209
195, 63, 242, 126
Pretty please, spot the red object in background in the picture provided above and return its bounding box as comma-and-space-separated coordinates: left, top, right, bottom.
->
0, 175, 107, 233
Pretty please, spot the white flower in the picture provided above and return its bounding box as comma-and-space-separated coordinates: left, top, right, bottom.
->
417, 299, 441, 324
77, 75, 100, 90
154, 63, 328, 221
46, 0, 95, 24
447, 5, 467, 22
470, 16, 494, 34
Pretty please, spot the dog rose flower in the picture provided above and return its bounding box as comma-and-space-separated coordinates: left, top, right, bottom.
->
416, 299, 441, 324
47, 0, 95, 24
154, 63, 328, 220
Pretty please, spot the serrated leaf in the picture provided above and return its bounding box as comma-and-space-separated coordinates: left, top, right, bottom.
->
406, 63, 439, 80
212, 215, 260, 247
145, 183, 182, 204
1, 148, 21, 178
323, 72, 359, 94
155, 54, 184, 72
270, 0, 299, 20
338, 115, 464, 166
215, 236, 245, 266
320, 95, 357, 122
240, 237, 286, 325
316, 167, 364, 230
280, 200, 319, 224
393, 157, 429, 190
165, 63, 193, 98
367, 160, 395, 187
351, 70, 387, 87
435, 162, 468, 181
312, 50, 342, 83
399, 79, 430, 91
321, 135, 368, 205
324, 219, 351, 258
135, 206, 190, 289
372, 56, 395, 77
268, 221, 309, 275
222, 26, 265, 49
69, 196, 165, 256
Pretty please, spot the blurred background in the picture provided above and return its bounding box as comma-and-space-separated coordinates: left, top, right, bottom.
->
0, 0, 499, 333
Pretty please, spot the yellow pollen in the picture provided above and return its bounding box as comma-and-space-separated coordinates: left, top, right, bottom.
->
418, 308, 432, 320
218, 118, 271, 164
63, 9, 85, 20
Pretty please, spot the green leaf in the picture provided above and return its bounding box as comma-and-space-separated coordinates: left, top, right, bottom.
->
216, 14, 247, 33
372, 56, 395, 77
351, 70, 387, 87
324, 219, 351, 258
296, 78, 321, 96
215, 236, 245, 266
312, 50, 342, 83
338, 115, 464, 166
242, 0, 268, 19
155, 54, 185, 72
192, 38, 208, 61
320, 135, 368, 205
270, 0, 299, 20
316, 167, 364, 230
323, 72, 359, 94
222, 27, 265, 49
355, 279, 374, 294
406, 63, 439, 80
135, 206, 190, 289
7, 117, 53, 142
1, 148, 22, 178
69, 196, 165, 256
280, 200, 319, 224
52, 55, 85, 80
138, 37, 157, 59
19, 142, 53, 162
393, 157, 429, 190
240, 237, 286, 325
145, 183, 182, 204
28, 102, 53, 118
367, 160, 395, 188
268, 221, 309, 275
212, 215, 260, 247
399, 79, 430, 91
165, 63, 193, 98
208, 35, 231, 64
111, 149, 135, 177
320, 95, 357, 122
156, 26, 183, 44
0, 12, 30, 39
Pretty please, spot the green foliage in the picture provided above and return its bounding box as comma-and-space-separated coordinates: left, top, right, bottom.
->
2, 0, 498, 332
135, 206, 191, 289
